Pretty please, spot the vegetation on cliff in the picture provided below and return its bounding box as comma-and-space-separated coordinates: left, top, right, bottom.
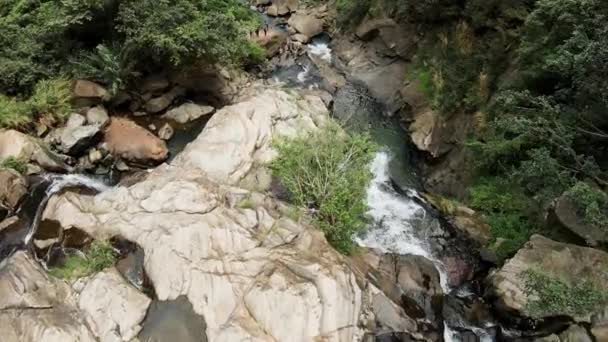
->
271, 123, 377, 254
341, 0, 608, 257
0, 0, 261, 128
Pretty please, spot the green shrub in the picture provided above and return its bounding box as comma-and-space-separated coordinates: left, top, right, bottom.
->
117, 0, 261, 67
524, 270, 608, 317
70, 44, 136, 96
487, 212, 534, 260
49, 240, 117, 280
27, 79, 72, 123
270, 122, 377, 254
0, 156, 27, 174
566, 182, 608, 230
0, 95, 32, 128
336, 0, 371, 28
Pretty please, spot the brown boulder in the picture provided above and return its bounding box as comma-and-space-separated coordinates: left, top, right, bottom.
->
104, 118, 169, 165
72, 80, 109, 106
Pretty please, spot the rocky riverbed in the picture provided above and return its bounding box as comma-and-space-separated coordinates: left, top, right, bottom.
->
0, 1, 607, 342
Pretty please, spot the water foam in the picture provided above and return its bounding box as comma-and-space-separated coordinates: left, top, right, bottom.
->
308, 41, 332, 62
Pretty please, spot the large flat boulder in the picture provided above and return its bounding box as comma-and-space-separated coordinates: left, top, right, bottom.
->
490, 235, 608, 321
173, 88, 328, 187
43, 167, 362, 342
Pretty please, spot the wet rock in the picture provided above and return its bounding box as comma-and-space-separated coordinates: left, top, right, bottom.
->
371, 290, 418, 333
443, 295, 493, 332
162, 102, 215, 124
490, 235, 608, 321
559, 325, 592, 342
0, 129, 70, 172
441, 256, 475, 288
116, 247, 147, 291
139, 296, 207, 342
57, 113, 102, 156
536, 334, 561, 342
379, 254, 443, 322
85, 106, 110, 127
145, 86, 186, 114
78, 268, 151, 342
0, 169, 27, 211
288, 14, 323, 40
140, 74, 170, 95
104, 118, 169, 165
72, 80, 109, 106
554, 194, 608, 246
157, 123, 174, 141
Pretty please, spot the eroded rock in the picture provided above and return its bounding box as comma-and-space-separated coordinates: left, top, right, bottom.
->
288, 14, 324, 40
0, 169, 27, 211
0, 129, 69, 172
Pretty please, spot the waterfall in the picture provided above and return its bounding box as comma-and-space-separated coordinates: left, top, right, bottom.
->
22, 174, 109, 246
358, 151, 495, 342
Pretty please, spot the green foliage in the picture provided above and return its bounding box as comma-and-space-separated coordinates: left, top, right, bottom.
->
336, 0, 371, 28
117, 0, 261, 66
470, 178, 535, 259
1, 157, 27, 174
70, 44, 136, 96
0, 95, 32, 128
0, 0, 107, 94
566, 182, 608, 230
0, 0, 261, 96
49, 240, 117, 280
270, 123, 377, 254
27, 79, 72, 123
487, 213, 534, 260
524, 270, 608, 317
0, 78, 71, 129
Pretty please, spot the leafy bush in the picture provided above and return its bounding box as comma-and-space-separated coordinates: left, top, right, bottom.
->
270, 123, 377, 254
27, 79, 72, 124
49, 240, 117, 280
566, 182, 608, 230
0, 95, 32, 128
117, 0, 261, 66
70, 44, 136, 96
0, 0, 261, 96
524, 270, 608, 317
1, 157, 27, 174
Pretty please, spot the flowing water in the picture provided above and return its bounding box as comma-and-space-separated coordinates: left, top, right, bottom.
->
0, 174, 109, 262
269, 30, 498, 341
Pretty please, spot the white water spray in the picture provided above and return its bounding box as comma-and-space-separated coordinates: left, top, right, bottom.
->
308, 41, 332, 62
23, 174, 109, 245
358, 151, 495, 342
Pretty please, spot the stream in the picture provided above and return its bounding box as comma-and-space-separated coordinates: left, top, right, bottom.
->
0, 16, 503, 342
269, 30, 499, 341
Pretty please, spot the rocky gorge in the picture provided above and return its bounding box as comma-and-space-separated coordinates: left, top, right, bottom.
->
0, 1, 607, 342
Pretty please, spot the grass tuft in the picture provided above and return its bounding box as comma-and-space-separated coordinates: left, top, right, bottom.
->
49, 240, 117, 280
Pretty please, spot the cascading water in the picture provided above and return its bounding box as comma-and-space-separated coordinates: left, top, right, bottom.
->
0, 174, 109, 262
